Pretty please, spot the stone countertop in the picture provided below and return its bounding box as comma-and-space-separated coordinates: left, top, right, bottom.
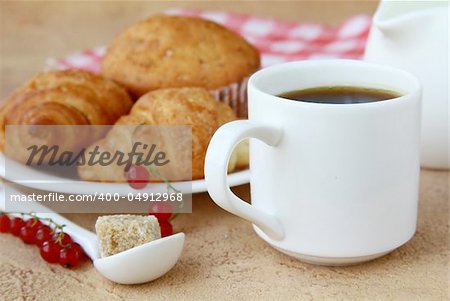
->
0, 2, 448, 300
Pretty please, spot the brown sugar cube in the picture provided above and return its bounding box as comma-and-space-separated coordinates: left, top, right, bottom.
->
95, 214, 161, 258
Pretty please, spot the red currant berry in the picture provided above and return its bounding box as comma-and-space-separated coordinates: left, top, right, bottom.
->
40, 240, 61, 263
52, 232, 72, 247
25, 218, 42, 230
70, 242, 87, 261
0, 215, 11, 233
20, 226, 37, 244
35, 225, 53, 247
148, 202, 173, 222
159, 221, 173, 237
10, 217, 25, 236
125, 165, 150, 190
59, 245, 81, 268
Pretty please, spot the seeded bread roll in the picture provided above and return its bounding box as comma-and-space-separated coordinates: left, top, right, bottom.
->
78, 87, 248, 181
95, 215, 161, 258
234, 139, 249, 169
102, 14, 260, 98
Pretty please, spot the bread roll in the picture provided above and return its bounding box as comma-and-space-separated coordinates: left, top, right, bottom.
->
78, 87, 247, 181
102, 14, 260, 98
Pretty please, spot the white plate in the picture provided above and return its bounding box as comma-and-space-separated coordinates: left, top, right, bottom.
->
0, 153, 249, 195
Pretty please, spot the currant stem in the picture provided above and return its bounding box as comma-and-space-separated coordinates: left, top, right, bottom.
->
169, 213, 179, 221
2, 211, 68, 243
146, 165, 181, 194
145, 165, 185, 215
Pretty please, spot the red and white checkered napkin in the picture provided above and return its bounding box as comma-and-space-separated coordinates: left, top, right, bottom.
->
46, 8, 372, 73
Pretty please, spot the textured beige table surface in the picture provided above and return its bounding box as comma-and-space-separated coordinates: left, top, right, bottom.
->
0, 2, 449, 300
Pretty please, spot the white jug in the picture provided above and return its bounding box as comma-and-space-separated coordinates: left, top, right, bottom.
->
364, 0, 449, 169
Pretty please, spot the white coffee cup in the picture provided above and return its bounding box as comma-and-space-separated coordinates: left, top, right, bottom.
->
204, 60, 421, 265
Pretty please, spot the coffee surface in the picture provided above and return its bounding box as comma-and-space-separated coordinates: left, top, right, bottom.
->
279, 86, 400, 104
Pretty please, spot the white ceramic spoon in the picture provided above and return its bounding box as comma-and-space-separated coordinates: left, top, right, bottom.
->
0, 186, 185, 285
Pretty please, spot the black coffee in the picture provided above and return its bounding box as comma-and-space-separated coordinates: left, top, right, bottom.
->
278, 86, 400, 104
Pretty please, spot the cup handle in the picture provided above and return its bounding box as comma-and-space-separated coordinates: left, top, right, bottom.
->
204, 120, 285, 240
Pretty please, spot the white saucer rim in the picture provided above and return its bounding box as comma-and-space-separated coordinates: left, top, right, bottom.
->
0, 152, 250, 195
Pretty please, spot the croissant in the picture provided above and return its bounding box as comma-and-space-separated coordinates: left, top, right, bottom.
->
78, 87, 247, 182
0, 69, 133, 164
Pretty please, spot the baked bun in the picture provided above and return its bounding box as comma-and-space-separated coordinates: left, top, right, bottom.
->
78, 87, 246, 181
0, 69, 133, 164
102, 15, 260, 98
